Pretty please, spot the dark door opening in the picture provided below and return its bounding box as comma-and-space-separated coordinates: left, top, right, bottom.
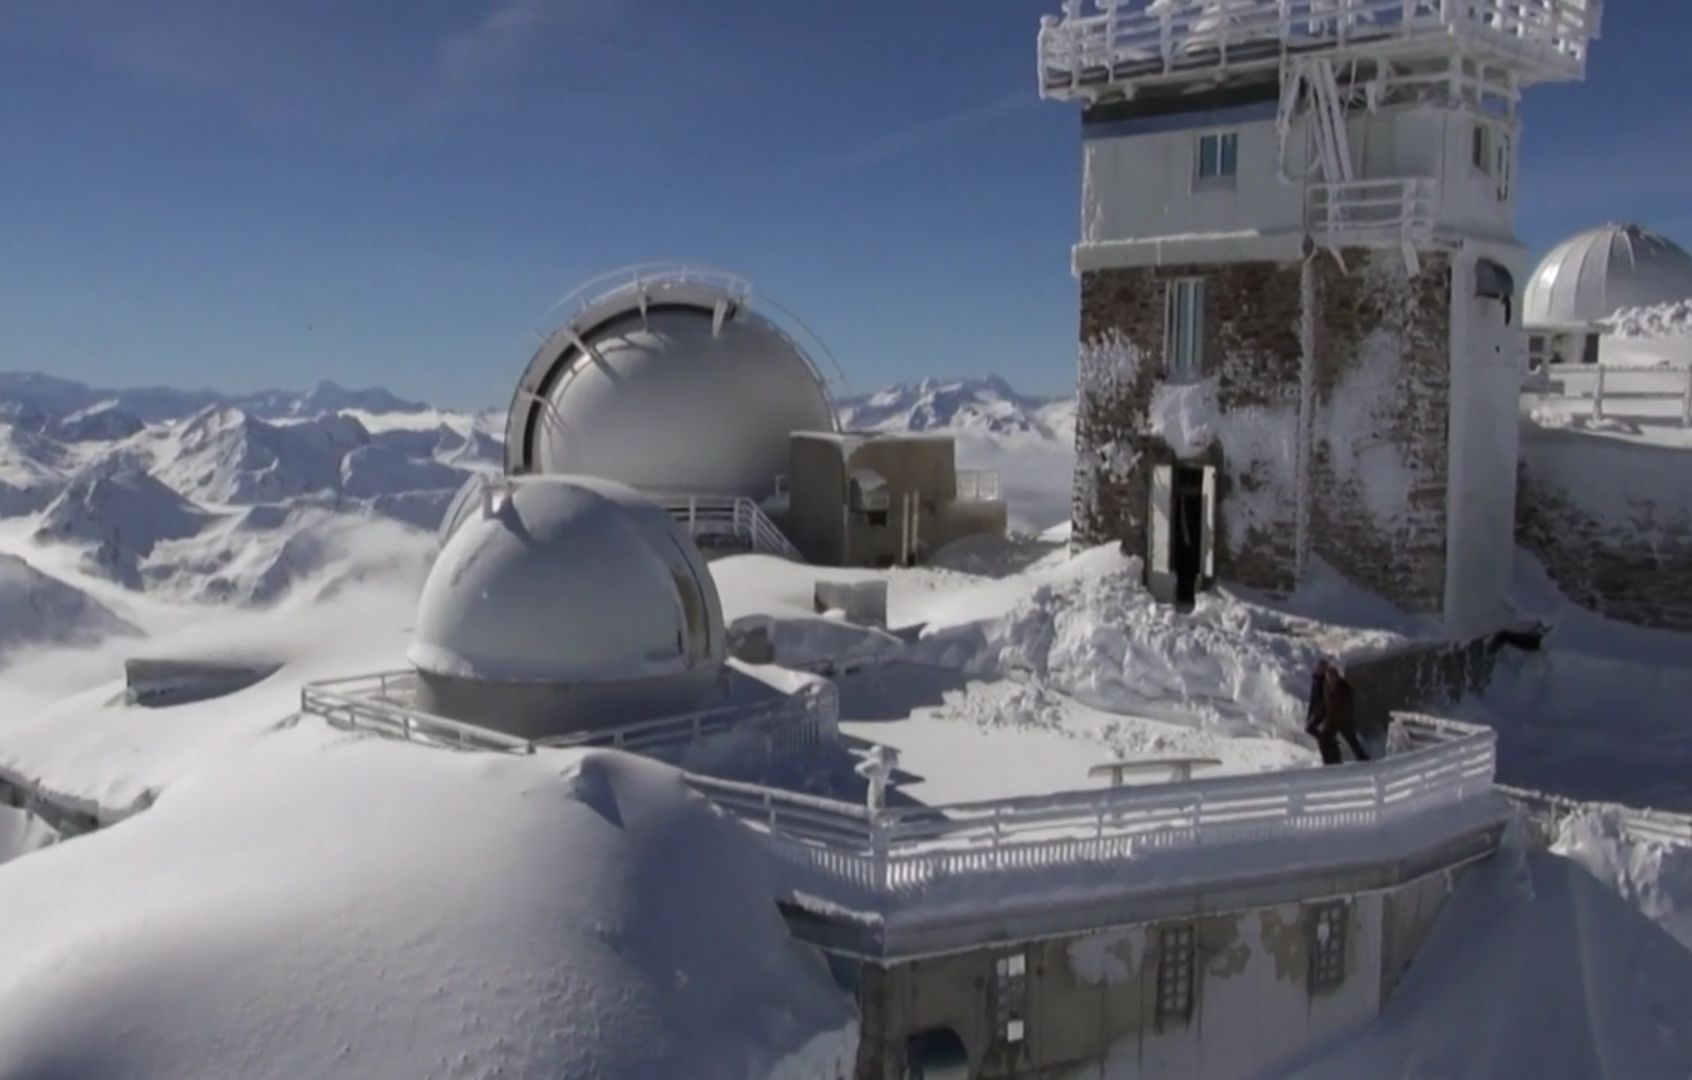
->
1172, 465, 1207, 607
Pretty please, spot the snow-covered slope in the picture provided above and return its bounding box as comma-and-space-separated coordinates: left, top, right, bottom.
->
1286, 844, 1692, 1079
0, 554, 137, 657
0, 737, 856, 1079
0, 372, 428, 425
34, 466, 207, 588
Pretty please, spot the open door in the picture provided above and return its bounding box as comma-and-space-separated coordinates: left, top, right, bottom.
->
1147, 464, 1175, 603
1200, 465, 1217, 584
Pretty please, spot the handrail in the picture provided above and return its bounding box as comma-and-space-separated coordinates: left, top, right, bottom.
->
1038, 0, 1597, 96
652, 494, 802, 559
1305, 176, 1437, 245
1528, 364, 1692, 428
690, 716, 1499, 897
300, 668, 835, 761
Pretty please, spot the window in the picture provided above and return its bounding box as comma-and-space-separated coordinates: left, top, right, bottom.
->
1309, 902, 1348, 993
992, 952, 1029, 1046
1196, 131, 1238, 185
1164, 278, 1205, 382
1156, 925, 1197, 1026
1495, 130, 1512, 201
1471, 122, 1492, 175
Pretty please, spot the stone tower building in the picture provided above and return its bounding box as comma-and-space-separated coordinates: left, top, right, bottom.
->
1040, 0, 1600, 637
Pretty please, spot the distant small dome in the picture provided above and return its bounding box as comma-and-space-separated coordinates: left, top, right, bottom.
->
504, 266, 838, 500
410, 475, 724, 686
1524, 224, 1692, 330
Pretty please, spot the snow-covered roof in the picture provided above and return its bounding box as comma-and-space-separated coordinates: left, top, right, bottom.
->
408, 475, 725, 683
1524, 224, 1692, 331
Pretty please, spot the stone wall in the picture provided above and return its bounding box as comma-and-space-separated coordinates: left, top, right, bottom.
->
1308, 251, 1452, 615
1073, 251, 1454, 615
1518, 426, 1692, 631
1343, 635, 1500, 747
1074, 262, 1304, 593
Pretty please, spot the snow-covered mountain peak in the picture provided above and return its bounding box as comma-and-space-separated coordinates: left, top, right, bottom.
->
837, 375, 1074, 441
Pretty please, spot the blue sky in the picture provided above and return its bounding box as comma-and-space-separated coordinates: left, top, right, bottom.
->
1, 1, 1684, 407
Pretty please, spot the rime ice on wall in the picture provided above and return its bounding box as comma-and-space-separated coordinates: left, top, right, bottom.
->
1073, 330, 1147, 545
1212, 401, 1301, 555
1309, 250, 1452, 614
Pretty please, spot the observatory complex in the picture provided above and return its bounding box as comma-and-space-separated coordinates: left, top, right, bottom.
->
1049, 0, 1600, 638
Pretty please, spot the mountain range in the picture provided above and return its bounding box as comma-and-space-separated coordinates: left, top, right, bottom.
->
0, 371, 1073, 660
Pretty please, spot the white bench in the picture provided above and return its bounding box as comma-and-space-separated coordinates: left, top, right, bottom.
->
1089, 756, 1223, 787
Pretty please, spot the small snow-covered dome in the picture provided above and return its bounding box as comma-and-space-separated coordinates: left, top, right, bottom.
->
1524, 224, 1692, 330
409, 475, 725, 738
504, 266, 838, 500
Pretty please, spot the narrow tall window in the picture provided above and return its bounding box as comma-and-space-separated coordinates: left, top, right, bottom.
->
1156, 925, 1197, 1026
1309, 902, 1348, 993
992, 952, 1029, 1046
1471, 122, 1493, 175
1196, 131, 1239, 185
1164, 278, 1205, 382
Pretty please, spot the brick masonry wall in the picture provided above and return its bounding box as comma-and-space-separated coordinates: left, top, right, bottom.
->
1308, 251, 1452, 614
1518, 429, 1692, 632
1074, 251, 1454, 614
1074, 262, 1304, 593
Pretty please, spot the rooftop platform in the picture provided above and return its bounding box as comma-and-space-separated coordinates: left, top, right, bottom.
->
1039, 0, 1599, 102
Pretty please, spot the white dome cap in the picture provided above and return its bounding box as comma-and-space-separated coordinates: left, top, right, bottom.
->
1524, 224, 1692, 330
504, 267, 838, 499
409, 475, 724, 685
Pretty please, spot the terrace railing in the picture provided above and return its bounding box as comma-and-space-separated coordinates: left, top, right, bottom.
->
301, 669, 836, 761
1306, 176, 1437, 253
653, 495, 802, 560
689, 714, 1498, 898
1528, 363, 1692, 427
1038, 0, 1598, 98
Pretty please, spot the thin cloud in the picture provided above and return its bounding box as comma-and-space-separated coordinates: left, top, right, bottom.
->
795, 92, 1038, 176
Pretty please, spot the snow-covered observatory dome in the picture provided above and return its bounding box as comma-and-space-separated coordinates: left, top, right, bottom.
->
504, 266, 839, 500
409, 474, 726, 739
1524, 224, 1692, 330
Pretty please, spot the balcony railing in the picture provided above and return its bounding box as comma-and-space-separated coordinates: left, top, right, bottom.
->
1038, 0, 1599, 98
1306, 176, 1437, 250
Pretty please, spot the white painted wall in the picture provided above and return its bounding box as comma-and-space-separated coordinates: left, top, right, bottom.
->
1081, 115, 1313, 249
1080, 103, 1517, 267
1444, 253, 1522, 638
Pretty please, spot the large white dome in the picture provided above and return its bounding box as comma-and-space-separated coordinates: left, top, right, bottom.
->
410, 474, 724, 694
505, 268, 838, 500
1524, 224, 1692, 330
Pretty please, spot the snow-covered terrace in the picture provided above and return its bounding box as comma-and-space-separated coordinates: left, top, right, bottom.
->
1038, 0, 1598, 101
292, 665, 1506, 957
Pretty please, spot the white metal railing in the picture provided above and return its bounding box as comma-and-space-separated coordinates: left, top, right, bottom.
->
690, 716, 1498, 898
1306, 177, 1437, 248
1529, 363, 1692, 428
955, 470, 1002, 503
300, 668, 835, 760
1037, 0, 1597, 97
653, 495, 802, 559
301, 673, 536, 754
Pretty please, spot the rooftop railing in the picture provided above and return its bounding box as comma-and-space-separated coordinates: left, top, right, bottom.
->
1038, 0, 1598, 99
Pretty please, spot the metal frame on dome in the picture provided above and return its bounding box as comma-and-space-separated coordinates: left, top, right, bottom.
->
504, 263, 847, 476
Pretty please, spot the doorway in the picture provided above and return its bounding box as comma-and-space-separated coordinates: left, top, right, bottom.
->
1147, 463, 1216, 607
1172, 465, 1207, 606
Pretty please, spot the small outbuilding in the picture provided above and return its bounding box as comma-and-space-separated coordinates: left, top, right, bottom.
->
783, 432, 1006, 568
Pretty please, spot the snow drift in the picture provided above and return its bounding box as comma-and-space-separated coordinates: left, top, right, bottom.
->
0, 737, 855, 1080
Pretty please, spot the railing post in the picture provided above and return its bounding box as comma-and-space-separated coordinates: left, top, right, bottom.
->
1593, 364, 1606, 421
1682, 367, 1691, 428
